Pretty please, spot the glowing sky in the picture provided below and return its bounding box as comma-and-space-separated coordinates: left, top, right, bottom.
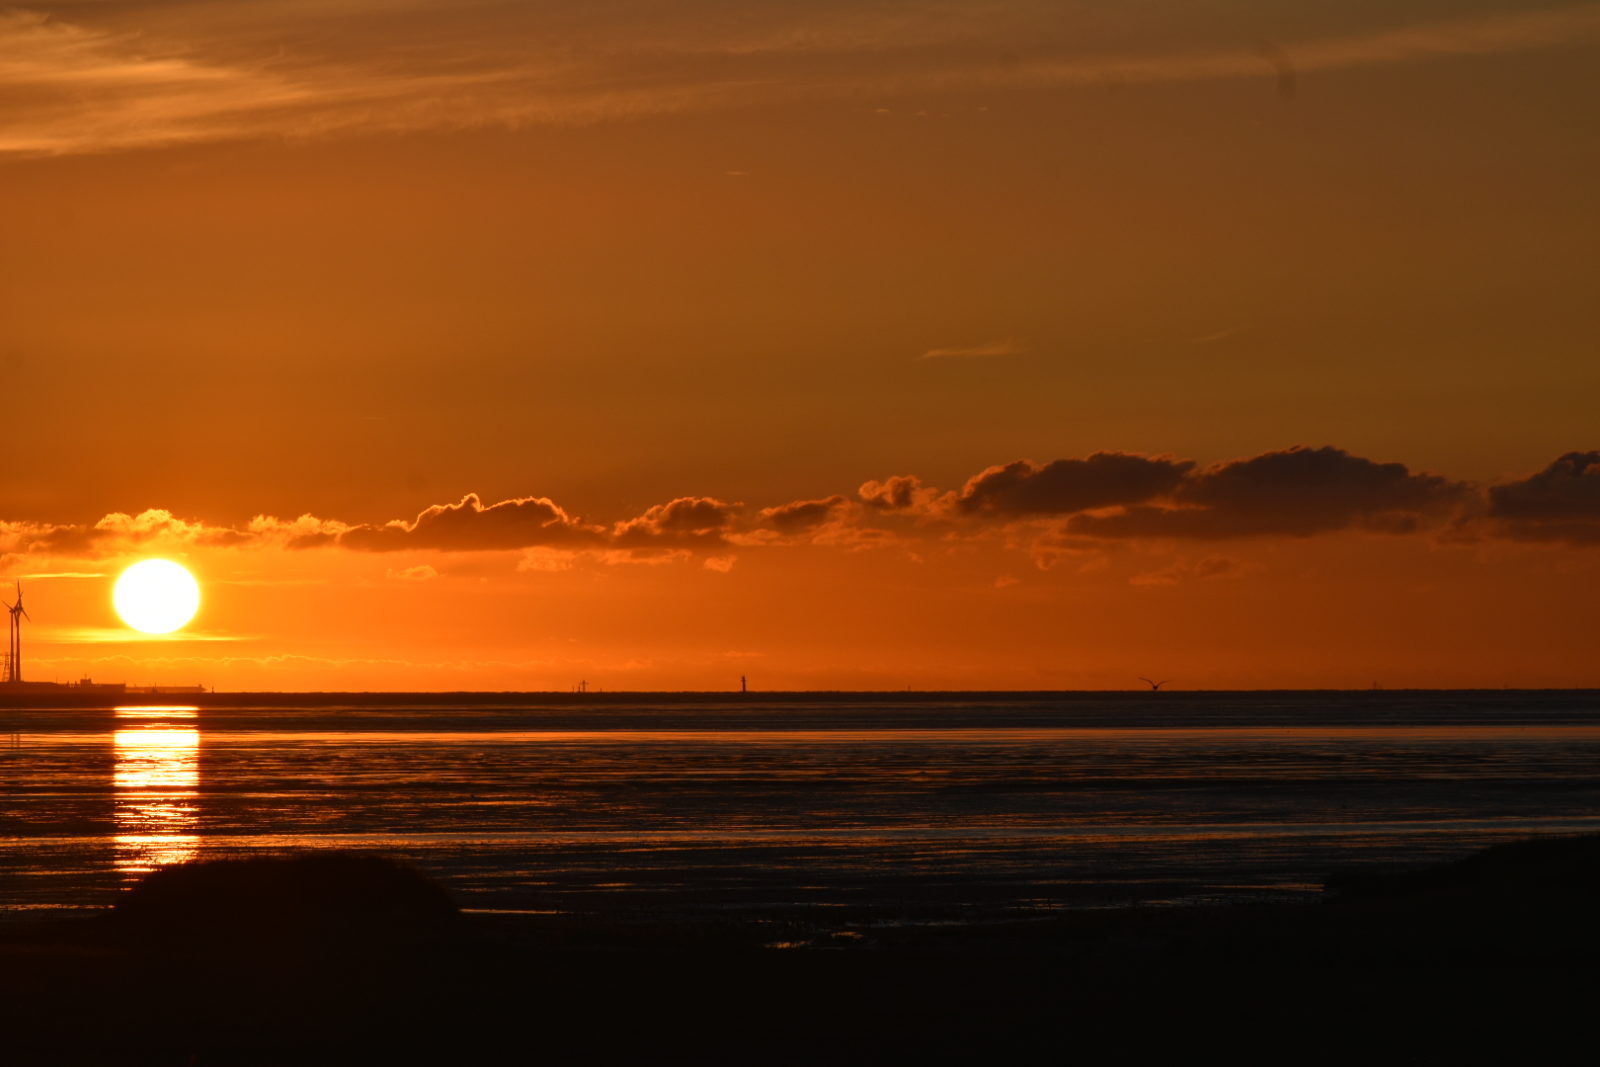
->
3, 1, 1597, 689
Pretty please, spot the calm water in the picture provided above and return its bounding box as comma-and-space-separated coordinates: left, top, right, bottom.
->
4, 692, 1600, 922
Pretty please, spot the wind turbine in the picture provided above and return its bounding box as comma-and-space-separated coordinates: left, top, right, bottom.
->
4, 582, 27, 684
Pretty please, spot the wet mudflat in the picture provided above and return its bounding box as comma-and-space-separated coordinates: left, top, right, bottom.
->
6, 691, 1600, 924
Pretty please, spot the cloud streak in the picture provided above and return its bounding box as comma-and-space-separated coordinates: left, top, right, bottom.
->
6, 4, 1600, 155
921, 339, 1027, 360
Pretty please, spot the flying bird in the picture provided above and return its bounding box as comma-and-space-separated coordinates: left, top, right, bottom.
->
1139, 677, 1170, 691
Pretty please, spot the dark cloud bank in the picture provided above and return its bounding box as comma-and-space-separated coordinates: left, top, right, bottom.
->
1062, 446, 1470, 539
1485, 451, 1600, 545
7, 446, 1597, 561
314, 445, 1594, 555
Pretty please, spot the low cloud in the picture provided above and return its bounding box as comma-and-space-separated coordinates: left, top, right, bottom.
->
385, 564, 439, 582
958, 454, 1193, 518
98, 508, 254, 547
1, 519, 84, 558
516, 548, 577, 573
1486, 451, 1600, 545
858, 475, 932, 511
20, 507, 250, 556
758, 495, 849, 533
1068, 446, 1469, 539
337, 493, 603, 552
247, 514, 353, 550
5, 448, 1599, 576
613, 496, 740, 548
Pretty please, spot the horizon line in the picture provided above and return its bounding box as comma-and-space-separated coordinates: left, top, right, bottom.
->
2, 685, 1596, 702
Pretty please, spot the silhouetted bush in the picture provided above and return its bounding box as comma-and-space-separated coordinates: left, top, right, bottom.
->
115, 852, 458, 945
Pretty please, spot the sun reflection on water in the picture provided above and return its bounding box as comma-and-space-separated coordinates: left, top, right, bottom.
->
113, 707, 200, 876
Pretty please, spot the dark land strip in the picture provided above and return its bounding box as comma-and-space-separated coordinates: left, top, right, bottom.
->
3, 836, 1599, 1064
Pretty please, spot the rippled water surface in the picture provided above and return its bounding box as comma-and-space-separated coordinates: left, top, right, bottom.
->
4, 692, 1599, 919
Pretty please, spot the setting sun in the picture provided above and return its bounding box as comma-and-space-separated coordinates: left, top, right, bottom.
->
2, 3, 1599, 1061
113, 560, 201, 635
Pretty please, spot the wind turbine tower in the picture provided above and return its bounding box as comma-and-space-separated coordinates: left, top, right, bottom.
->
5, 582, 29, 684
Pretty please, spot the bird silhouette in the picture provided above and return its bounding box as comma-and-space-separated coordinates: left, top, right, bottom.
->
1138, 677, 1170, 691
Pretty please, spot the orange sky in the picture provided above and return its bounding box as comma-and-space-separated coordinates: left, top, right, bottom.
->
2, 2, 1597, 690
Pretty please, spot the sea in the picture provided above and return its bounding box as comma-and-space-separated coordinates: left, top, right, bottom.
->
4, 691, 1600, 925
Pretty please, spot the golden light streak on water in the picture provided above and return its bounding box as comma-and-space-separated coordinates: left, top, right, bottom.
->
113, 707, 200, 876
113, 706, 199, 718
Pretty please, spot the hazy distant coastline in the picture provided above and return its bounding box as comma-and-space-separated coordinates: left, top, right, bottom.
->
3, 686, 1598, 709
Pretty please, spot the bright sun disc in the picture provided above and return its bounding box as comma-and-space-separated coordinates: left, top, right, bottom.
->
114, 560, 201, 635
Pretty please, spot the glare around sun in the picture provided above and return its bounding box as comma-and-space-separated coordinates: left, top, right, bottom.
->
113, 559, 201, 635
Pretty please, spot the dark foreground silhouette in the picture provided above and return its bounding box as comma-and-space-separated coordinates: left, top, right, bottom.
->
4, 841, 1599, 1065
117, 852, 459, 943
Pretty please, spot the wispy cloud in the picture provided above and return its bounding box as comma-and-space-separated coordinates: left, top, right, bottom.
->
1013, 5, 1600, 89
385, 564, 439, 582
42, 627, 252, 644
4, 4, 1599, 156
0, 11, 316, 155
26, 650, 660, 674
920, 338, 1028, 360
1129, 556, 1238, 587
